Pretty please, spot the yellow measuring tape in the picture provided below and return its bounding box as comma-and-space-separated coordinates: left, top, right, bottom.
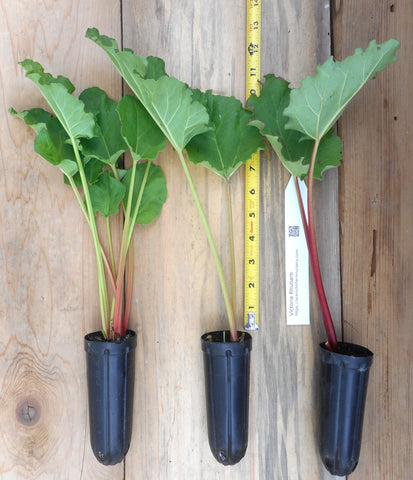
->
244, 0, 261, 330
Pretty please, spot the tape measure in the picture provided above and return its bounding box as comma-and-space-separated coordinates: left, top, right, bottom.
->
244, 0, 261, 330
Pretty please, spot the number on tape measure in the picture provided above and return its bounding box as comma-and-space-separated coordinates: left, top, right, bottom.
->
244, 0, 261, 330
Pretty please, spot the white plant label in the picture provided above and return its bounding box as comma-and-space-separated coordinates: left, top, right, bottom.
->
285, 176, 309, 325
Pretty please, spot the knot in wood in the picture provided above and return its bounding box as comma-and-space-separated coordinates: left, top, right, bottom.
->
16, 398, 41, 426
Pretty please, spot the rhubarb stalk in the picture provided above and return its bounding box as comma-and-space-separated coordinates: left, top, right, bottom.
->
294, 140, 337, 351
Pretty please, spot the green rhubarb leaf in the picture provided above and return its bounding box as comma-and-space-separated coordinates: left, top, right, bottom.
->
117, 95, 166, 161
86, 28, 148, 84
20, 59, 76, 92
146, 56, 167, 80
85, 29, 165, 81
9, 107, 52, 133
248, 75, 342, 179
312, 130, 342, 179
132, 75, 211, 152
87, 29, 210, 152
122, 162, 167, 225
263, 134, 310, 179
185, 90, 264, 179
89, 170, 126, 217
67, 157, 106, 187
79, 87, 127, 165
19, 59, 95, 140
33, 117, 78, 176
283, 39, 400, 140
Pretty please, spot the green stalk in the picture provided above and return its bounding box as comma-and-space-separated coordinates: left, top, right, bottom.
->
71, 139, 110, 337
114, 159, 152, 335
127, 159, 152, 248
66, 175, 90, 222
100, 244, 117, 295
110, 297, 115, 330
178, 150, 238, 341
67, 174, 117, 297
110, 164, 121, 182
226, 179, 237, 319
123, 244, 134, 333
106, 216, 116, 276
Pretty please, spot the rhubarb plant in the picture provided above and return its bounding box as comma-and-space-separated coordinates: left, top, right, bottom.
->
248, 39, 400, 351
10, 60, 167, 339
86, 28, 264, 342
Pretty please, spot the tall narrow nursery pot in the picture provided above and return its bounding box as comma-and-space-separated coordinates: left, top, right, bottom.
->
319, 342, 373, 476
84, 330, 137, 465
201, 331, 252, 465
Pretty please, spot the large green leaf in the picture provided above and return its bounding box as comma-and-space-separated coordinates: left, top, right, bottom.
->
134, 75, 211, 152
19, 59, 95, 140
10, 105, 99, 180
33, 117, 78, 176
284, 39, 400, 140
146, 56, 167, 80
122, 162, 167, 225
86, 28, 148, 84
66, 157, 107, 187
117, 95, 166, 161
86, 28, 210, 152
79, 87, 127, 165
185, 90, 264, 179
248, 75, 342, 179
9, 107, 52, 133
89, 171, 126, 217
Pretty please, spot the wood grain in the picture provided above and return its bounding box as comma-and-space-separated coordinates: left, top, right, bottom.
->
4, 0, 407, 479
122, 3, 247, 478
332, 1, 413, 478
123, 1, 340, 479
257, 2, 341, 479
0, 1, 124, 478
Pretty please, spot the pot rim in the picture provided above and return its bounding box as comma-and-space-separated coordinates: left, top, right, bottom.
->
201, 330, 252, 342
85, 329, 136, 342
319, 341, 373, 357
84, 329, 137, 354
319, 341, 373, 369
201, 330, 252, 354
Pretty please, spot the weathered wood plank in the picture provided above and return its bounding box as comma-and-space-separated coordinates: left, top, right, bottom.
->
1, 0, 383, 478
257, 2, 341, 479
0, 1, 124, 478
123, 1, 340, 479
122, 3, 247, 478
332, 1, 413, 479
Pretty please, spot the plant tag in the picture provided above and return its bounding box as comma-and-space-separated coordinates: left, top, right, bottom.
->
285, 177, 309, 325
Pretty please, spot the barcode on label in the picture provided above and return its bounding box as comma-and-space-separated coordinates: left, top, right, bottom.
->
288, 225, 300, 237
285, 177, 309, 325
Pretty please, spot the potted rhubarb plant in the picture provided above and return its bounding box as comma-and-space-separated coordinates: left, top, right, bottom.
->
248, 39, 400, 475
10, 59, 167, 465
86, 28, 265, 465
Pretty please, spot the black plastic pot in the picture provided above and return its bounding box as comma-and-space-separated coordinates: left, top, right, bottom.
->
84, 330, 137, 465
319, 341, 373, 476
201, 330, 252, 466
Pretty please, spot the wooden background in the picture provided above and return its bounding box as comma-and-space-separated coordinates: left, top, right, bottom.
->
0, 1, 410, 479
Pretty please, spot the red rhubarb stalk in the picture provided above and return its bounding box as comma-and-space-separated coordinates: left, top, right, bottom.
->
295, 140, 338, 352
